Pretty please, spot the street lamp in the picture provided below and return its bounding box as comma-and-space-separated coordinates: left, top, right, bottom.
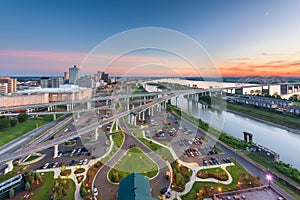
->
266, 174, 272, 187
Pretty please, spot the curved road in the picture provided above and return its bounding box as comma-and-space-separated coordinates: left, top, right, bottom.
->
94, 124, 170, 199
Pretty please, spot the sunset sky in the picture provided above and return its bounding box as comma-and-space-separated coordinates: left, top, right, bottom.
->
0, 0, 300, 77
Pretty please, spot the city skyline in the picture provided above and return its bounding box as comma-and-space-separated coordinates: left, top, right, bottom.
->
0, 0, 300, 76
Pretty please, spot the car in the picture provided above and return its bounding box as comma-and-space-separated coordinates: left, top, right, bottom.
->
57, 152, 63, 157
165, 190, 172, 198
52, 162, 59, 168
71, 149, 76, 154
93, 188, 98, 196
83, 159, 88, 165
160, 187, 168, 194
79, 160, 83, 165
43, 163, 49, 169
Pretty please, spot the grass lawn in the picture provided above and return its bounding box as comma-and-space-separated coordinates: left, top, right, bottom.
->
227, 102, 300, 129
133, 86, 148, 94
32, 172, 55, 200
181, 159, 249, 200
0, 165, 27, 183
247, 152, 300, 188
0, 115, 54, 147
102, 132, 125, 163
112, 132, 124, 148
274, 180, 300, 200
32, 172, 75, 200
214, 145, 224, 154
197, 167, 228, 181
293, 101, 300, 107
25, 155, 40, 162
138, 138, 174, 162
108, 147, 158, 182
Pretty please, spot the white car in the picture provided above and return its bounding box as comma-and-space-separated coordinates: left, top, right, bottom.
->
52, 162, 59, 168
43, 163, 49, 169
93, 188, 98, 196
83, 159, 88, 165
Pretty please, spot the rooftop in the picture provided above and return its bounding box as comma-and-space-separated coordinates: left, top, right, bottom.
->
118, 173, 156, 200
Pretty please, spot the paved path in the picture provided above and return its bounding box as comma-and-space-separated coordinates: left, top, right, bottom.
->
36, 164, 90, 200
93, 118, 171, 200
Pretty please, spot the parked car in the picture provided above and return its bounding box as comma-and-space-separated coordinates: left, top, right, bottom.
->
165, 190, 172, 198
160, 187, 168, 194
43, 163, 49, 169
52, 162, 59, 168
93, 188, 98, 196
83, 159, 88, 165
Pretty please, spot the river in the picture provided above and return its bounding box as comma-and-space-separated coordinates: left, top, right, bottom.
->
171, 95, 300, 169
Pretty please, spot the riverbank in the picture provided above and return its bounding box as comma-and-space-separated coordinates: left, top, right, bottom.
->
224, 103, 300, 135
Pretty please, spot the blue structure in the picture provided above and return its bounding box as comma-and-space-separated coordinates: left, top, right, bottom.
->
118, 173, 157, 200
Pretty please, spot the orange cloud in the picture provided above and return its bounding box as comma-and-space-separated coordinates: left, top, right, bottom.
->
218, 61, 300, 76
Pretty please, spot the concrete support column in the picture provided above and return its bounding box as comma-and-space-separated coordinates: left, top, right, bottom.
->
115, 119, 119, 131
133, 115, 137, 126
94, 128, 99, 141
53, 114, 56, 120
151, 106, 154, 116
106, 99, 109, 105
142, 111, 145, 121
67, 104, 70, 112
127, 99, 130, 111
175, 97, 178, 107
148, 108, 151, 115
138, 112, 141, 121
128, 113, 131, 124
48, 106, 51, 112
130, 114, 134, 126
87, 101, 91, 109
71, 104, 74, 110
4, 160, 13, 174
77, 112, 80, 118
53, 144, 58, 158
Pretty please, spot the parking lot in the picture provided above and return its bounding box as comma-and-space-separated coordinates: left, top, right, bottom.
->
146, 110, 231, 167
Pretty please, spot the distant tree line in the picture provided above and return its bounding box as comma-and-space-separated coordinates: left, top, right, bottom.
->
0, 113, 28, 131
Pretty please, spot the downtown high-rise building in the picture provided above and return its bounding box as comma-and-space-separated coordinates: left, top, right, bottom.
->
0, 77, 17, 94
40, 77, 63, 88
69, 65, 80, 84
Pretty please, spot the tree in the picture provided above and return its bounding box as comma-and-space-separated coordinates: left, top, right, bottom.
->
175, 173, 183, 185
17, 113, 28, 123
0, 117, 10, 130
81, 187, 88, 197
25, 181, 31, 190
9, 189, 15, 198
10, 118, 18, 127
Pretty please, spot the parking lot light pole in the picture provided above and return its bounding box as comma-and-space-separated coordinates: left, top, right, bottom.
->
266, 174, 272, 187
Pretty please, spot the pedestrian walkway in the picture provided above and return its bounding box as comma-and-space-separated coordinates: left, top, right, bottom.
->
36, 164, 90, 200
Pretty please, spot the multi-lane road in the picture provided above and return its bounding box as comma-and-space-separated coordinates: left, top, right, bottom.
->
0, 94, 175, 163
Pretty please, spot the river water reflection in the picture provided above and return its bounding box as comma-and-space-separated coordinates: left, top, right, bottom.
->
171, 95, 300, 169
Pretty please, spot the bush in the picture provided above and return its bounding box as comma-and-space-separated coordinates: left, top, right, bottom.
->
17, 113, 28, 123
25, 182, 31, 190
10, 118, 18, 127
0, 117, 10, 130
9, 189, 14, 198
81, 186, 88, 197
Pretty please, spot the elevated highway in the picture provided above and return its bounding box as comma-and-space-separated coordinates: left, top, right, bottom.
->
0, 92, 180, 163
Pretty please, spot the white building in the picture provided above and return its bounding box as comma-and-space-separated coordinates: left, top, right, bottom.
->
69, 65, 80, 84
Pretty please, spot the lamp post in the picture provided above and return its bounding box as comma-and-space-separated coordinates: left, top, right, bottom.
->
266, 174, 272, 188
